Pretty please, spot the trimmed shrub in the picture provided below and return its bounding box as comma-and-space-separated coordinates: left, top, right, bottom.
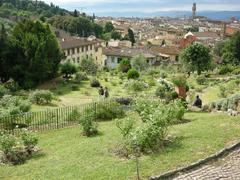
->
75, 72, 88, 83
126, 80, 147, 92
115, 97, 133, 105
90, 79, 100, 88
196, 75, 207, 85
209, 93, 240, 111
29, 90, 53, 105
71, 84, 79, 91
127, 69, 140, 79
218, 65, 234, 75
81, 101, 125, 122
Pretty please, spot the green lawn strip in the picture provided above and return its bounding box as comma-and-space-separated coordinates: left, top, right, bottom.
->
0, 112, 239, 179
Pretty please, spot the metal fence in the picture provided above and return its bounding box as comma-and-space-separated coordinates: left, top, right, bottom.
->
0, 100, 113, 135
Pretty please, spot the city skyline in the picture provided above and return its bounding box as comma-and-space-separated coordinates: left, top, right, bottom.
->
43, 0, 240, 15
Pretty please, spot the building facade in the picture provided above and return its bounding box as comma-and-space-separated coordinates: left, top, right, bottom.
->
60, 36, 106, 67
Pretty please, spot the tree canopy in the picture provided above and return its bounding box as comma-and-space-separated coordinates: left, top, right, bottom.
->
61, 62, 77, 79
128, 28, 135, 46
104, 22, 114, 33
0, 20, 63, 89
221, 31, 240, 65
180, 43, 213, 75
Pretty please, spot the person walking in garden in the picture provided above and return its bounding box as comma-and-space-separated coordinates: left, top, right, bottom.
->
104, 87, 109, 98
99, 86, 104, 98
193, 95, 202, 108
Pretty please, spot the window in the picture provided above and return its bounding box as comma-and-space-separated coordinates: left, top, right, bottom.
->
77, 47, 80, 53
82, 46, 84, 52
72, 48, 75, 54
95, 47, 98, 52
90, 53, 93, 57
90, 45, 93, 50
72, 58, 75, 63
77, 57, 80, 63
67, 49, 70, 55
86, 46, 88, 51
111, 57, 115, 63
86, 54, 88, 59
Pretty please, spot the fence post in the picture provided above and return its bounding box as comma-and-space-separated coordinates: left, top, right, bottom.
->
56, 108, 59, 129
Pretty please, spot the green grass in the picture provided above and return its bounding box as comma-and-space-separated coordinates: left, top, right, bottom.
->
1, 112, 240, 179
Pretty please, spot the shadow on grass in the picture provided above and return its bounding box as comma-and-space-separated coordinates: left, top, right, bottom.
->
31, 151, 47, 160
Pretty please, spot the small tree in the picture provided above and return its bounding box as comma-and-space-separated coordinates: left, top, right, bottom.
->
105, 22, 114, 33
131, 54, 149, 72
128, 28, 135, 46
111, 31, 122, 40
127, 69, 140, 79
80, 57, 98, 75
61, 62, 77, 80
180, 43, 213, 75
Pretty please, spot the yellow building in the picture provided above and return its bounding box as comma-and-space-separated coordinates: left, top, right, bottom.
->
60, 36, 106, 67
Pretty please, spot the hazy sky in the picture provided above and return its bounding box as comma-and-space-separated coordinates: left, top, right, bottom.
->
43, 0, 240, 14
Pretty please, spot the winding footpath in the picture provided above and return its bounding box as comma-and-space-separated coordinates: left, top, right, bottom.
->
173, 147, 240, 180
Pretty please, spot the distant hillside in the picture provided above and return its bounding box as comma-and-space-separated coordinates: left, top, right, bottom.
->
96, 11, 240, 20
0, 0, 101, 38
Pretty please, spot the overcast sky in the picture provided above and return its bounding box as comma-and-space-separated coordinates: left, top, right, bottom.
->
43, 0, 240, 14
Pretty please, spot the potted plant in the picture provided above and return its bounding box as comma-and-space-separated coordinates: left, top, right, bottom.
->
172, 76, 189, 99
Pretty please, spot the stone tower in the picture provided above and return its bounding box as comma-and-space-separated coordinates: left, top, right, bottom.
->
192, 3, 196, 18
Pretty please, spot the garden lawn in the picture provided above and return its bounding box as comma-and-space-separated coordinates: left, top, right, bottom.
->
1, 112, 239, 180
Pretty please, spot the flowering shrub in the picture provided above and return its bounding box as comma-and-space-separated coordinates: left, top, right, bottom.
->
29, 90, 53, 105
126, 80, 148, 92
21, 130, 38, 154
0, 130, 39, 165
118, 98, 186, 154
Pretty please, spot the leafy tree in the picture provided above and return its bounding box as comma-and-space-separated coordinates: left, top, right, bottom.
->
119, 58, 131, 73
104, 22, 114, 33
111, 30, 121, 40
93, 23, 103, 38
0, 24, 10, 82
180, 43, 213, 75
131, 54, 149, 72
128, 28, 135, 46
80, 56, 98, 75
221, 31, 240, 65
61, 62, 77, 79
6, 20, 63, 89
